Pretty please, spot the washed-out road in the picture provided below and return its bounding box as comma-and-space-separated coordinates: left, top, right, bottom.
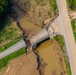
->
0, 0, 76, 75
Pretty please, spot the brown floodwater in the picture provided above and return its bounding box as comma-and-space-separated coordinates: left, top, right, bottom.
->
20, 17, 41, 34
19, 17, 62, 75
37, 39, 62, 75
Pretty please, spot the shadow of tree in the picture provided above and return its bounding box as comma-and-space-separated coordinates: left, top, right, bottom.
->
0, 16, 12, 31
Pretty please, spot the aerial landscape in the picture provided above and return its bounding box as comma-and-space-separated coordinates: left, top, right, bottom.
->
0, 0, 76, 75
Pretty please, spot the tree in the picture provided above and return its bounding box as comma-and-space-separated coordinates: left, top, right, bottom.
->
0, 0, 8, 13
0, 0, 12, 20
68, 0, 76, 10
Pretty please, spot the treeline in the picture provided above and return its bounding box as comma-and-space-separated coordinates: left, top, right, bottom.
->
0, 0, 12, 21
67, 0, 76, 10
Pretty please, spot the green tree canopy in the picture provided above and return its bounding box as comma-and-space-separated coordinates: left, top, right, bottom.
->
0, 0, 8, 12
0, 0, 12, 20
67, 0, 76, 10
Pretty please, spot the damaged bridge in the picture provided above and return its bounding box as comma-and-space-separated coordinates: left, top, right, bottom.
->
0, 23, 54, 59
24, 25, 54, 49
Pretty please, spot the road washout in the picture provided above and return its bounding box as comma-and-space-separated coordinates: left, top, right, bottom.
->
2, 15, 67, 75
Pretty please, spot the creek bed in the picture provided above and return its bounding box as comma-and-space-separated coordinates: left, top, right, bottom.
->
36, 39, 62, 75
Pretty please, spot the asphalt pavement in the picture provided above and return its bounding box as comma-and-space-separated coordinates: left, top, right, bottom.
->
0, 39, 26, 59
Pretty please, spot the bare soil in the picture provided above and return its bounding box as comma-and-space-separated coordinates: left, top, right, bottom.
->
0, 21, 22, 47
3, 50, 39, 75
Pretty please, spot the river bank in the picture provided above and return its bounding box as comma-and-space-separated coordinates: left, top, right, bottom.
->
36, 39, 67, 75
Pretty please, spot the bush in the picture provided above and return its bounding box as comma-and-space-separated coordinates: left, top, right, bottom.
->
71, 19, 76, 42
49, 0, 58, 14
54, 35, 64, 49
67, 0, 76, 10
0, 0, 12, 21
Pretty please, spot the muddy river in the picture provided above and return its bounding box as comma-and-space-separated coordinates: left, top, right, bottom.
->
19, 17, 66, 75
37, 39, 62, 75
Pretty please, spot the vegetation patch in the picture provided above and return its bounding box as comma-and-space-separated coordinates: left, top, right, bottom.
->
54, 35, 72, 75
67, 0, 76, 10
0, 17, 22, 45
0, 37, 22, 52
49, 0, 58, 15
71, 19, 76, 42
0, 48, 26, 70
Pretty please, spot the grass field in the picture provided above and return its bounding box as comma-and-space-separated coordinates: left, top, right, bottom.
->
0, 47, 26, 70
54, 35, 64, 50
54, 35, 72, 75
37, 39, 63, 75
0, 16, 22, 45
71, 19, 76, 42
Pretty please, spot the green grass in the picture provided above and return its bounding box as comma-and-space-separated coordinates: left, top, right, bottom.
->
54, 35, 64, 50
49, 0, 58, 15
67, 0, 76, 10
0, 16, 22, 44
71, 19, 76, 42
54, 35, 72, 75
0, 37, 22, 52
0, 47, 26, 70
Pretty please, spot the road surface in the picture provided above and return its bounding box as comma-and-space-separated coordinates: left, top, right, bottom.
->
0, 39, 26, 59
56, 0, 76, 75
